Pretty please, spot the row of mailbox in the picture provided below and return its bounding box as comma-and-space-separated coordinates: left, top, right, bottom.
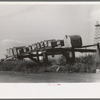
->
6, 39, 64, 57
6, 35, 82, 58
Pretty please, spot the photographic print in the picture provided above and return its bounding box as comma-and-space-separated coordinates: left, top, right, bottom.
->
1, 1, 100, 99
0, 2, 100, 84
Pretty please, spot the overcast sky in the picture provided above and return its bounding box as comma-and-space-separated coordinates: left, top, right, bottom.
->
0, 2, 100, 58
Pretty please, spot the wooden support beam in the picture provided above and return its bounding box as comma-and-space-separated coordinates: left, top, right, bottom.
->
80, 44, 97, 48
43, 52, 48, 64
46, 48, 96, 53
62, 51, 71, 64
29, 56, 42, 65
36, 51, 40, 62
71, 48, 75, 64
74, 48, 96, 52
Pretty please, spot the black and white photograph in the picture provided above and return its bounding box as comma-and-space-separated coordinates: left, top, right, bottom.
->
0, 2, 100, 84
1, 1, 100, 99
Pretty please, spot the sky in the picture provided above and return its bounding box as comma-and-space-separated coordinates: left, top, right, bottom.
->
0, 2, 100, 58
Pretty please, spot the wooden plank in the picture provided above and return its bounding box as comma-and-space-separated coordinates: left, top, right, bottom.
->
45, 48, 96, 53
80, 44, 97, 48
30, 45, 97, 53
74, 48, 96, 52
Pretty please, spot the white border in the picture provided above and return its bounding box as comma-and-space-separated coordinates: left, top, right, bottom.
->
0, 1, 100, 98
0, 83, 100, 98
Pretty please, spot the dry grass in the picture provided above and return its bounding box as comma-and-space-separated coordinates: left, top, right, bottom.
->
0, 60, 41, 73
0, 54, 98, 73
58, 55, 97, 73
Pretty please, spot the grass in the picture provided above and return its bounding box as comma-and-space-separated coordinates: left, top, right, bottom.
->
0, 60, 41, 73
0, 54, 98, 73
46, 54, 97, 73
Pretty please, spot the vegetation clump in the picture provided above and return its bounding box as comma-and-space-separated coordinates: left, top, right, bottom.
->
0, 55, 98, 73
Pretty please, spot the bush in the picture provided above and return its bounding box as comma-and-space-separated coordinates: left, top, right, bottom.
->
56, 55, 97, 73
0, 60, 42, 73
0, 55, 98, 73
68, 55, 96, 73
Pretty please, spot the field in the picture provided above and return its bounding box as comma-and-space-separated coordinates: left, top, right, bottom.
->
0, 71, 100, 83
0, 55, 100, 83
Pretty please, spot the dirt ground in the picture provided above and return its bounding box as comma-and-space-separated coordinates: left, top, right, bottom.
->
0, 71, 100, 83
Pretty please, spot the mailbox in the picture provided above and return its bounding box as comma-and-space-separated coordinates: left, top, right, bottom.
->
12, 46, 25, 56
57, 40, 64, 47
40, 41, 45, 48
13, 47, 17, 57
32, 43, 37, 51
36, 42, 41, 49
28, 45, 32, 52
64, 35, 82, 48
47, 39, 57, 48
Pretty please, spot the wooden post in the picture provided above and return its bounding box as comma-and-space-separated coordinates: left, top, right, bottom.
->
96, 43, 100, 63
71, 48, 75, 63
43, 52, 48, 64
62, 51, 71, 64
29, 56, 42, 65
36, 51, 39, 62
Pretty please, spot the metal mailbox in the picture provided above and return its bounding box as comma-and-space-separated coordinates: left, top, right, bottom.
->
6, 48, 13, 57
57, 40, 64, 47
44, 40, 48, 47
64, 35, 82, 48
40, 41, 45, 48
32, 43, 37, 51
13, 47, 17, 57
28, 45, 32, 52
12, 46, 26, 56
47, 39, 57, 48
36, 42, 41, 49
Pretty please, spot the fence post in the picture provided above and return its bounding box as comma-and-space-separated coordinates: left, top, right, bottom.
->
43, 52, 48, 64
96, 43, 100, 63
62, 51, 71, 64
36, 51, 39, 62
71, 48, 75, 63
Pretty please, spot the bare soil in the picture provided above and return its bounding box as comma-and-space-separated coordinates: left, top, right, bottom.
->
0, 71, 100, 83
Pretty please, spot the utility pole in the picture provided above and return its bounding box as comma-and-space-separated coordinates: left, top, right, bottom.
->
94, 21, 100, 63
